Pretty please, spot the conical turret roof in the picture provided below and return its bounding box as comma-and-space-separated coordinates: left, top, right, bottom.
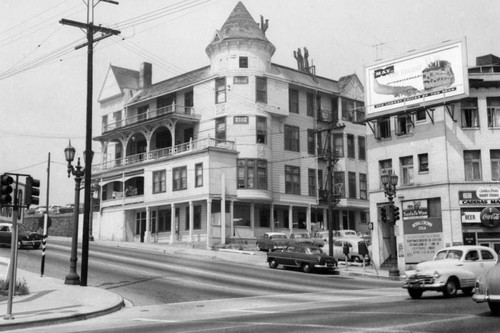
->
208, 1, 273, 46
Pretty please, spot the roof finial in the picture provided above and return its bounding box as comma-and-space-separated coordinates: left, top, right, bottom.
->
260, 15, 269, 34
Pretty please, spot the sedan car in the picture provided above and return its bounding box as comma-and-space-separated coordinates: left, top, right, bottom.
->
0, 223, 43, 249
256, 232, 288, 252
266, 245, 337, 273
402, 245, 498, 299
473, 260, 500, 315
289, 231, 324, 247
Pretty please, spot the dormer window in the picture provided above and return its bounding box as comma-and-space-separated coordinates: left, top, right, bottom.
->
239, 56, 248, 68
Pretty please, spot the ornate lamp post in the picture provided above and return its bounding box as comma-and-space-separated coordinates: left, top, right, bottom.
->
381, 173, 398, 204
64, 141, 92, 285
381, 172, 399, 276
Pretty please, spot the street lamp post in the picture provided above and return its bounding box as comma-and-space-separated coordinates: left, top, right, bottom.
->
381, 172, 399, 277
64, 141, 92, 285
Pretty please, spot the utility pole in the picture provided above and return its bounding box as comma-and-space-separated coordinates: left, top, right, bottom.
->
316, 104, 344, 257
60, 0, 120, 287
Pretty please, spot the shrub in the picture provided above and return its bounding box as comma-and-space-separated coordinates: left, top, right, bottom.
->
0, 278, 30, 296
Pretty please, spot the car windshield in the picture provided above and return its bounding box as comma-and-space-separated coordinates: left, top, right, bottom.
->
296, 234, 308, 238
272, 234, 286, 239
435, 249, 463, 260
344, 231, 357, 236
306, 247, 323, 254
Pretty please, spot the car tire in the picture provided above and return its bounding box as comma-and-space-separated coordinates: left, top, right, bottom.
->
302, 263, 313, 273
462, 287, 474, 296
408, 288, 423, 299
442, 278, 458, 297
268, 259, 278, 269
488, 302, 500, 316
352, 256, 362, 263
256, 243, 264, 252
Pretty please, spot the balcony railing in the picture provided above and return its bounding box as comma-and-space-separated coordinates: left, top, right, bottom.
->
103, 104, 197, 133
92, 137, 235, 172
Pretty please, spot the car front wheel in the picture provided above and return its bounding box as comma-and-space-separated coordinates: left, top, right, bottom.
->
442, 278, 458, 297
408, 288, 423, 299
489, 302, 500, 316
268, 259, 278, 269
302, 263, 313, 273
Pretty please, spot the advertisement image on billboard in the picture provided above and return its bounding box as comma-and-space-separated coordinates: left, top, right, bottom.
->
365, 39, 468, 117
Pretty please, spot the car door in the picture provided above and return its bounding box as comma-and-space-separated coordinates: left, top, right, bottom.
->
0, 225, 11, 245
461, 249, 494, 286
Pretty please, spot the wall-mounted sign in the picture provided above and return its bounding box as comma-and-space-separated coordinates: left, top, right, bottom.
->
461, 211, 481, 223
459, 190, 500, 205
477, 187, 500, 200
364, 39, 468, 118
402, 199, 428, 219
480, 207, 500, 228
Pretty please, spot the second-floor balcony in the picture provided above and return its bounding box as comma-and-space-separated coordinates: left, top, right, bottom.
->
92, 137, 235, 173
103, 104, 199, 133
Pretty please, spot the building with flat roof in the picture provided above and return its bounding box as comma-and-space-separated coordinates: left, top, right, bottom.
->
366, 43, 500, 272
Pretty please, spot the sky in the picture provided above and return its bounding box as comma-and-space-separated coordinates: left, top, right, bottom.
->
1, 0, 499, 207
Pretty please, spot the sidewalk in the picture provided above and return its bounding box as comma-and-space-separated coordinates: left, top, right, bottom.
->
0, 237, 400, 331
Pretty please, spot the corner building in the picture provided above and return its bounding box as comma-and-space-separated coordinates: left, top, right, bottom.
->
92, 2, 369, 245
368, 52, 500, 272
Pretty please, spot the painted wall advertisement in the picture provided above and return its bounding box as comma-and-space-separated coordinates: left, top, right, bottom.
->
402, 199, 443, 264
364, 39, 468, 117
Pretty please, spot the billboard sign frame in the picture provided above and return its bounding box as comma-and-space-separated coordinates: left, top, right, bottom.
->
364, 38, 469, 118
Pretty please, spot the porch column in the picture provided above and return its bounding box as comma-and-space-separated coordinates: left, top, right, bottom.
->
145, 206, 151, 243
189, 201, 194, 242
169, 203, 175, 244
221, 174, 226, 245
250, 202, 255, 238
270, 203, 275, 232
206, 198, 212, 249
289, 206, 293, 234
230, 200, 234, 238
306, 204, 311, 233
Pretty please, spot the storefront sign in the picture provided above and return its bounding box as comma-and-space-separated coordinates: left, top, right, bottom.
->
404, 233, 444, 263
480, 207, 500, 228
402, 199, 428, 219
459, 189, 500, 205
461, 211, 481, 223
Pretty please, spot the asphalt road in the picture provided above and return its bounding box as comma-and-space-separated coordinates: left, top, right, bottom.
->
3, 242, 499, 332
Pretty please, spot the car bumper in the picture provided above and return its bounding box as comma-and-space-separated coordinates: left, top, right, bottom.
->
403, 278, 446, 291
21, 240, 41, 247
473, 291, 500, 303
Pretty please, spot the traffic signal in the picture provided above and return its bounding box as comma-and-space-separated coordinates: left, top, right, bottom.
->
25, 176, 40, 208
0, 174, 14, 205
380, 206, 387, 222
387, 204, 394, 223
393, 206, 400, 221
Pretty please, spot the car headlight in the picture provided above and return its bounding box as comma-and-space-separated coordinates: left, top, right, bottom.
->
433, 271, 441, 279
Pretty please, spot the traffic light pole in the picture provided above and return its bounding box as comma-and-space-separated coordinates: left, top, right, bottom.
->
4, 179, 20, 320
60, 0, 120, 287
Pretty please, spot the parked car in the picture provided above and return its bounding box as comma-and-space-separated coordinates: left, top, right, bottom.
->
256, 232, 288, 252
49, 205, 62, 214
473, 258, 500, 315
402, 245, 498, 299
332, 237, 370, 264
334, 229, 358, 238
357, 231, 372, 245
0, 223, 43, 249
266, 244, 337, 273
289, 231, 324, 247
312, 230, 330, 244
34, 207, 47, 215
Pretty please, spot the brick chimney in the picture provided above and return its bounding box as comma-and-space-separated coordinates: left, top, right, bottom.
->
139, 62, 152, 88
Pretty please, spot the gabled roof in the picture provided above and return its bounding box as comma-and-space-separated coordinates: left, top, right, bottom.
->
111, 65, 140, 90
127, 66, 212, 105
208, 1, 272, 46
98, 65, 140, 102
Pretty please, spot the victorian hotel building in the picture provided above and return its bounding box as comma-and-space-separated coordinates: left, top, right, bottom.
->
366, 40, 500, 272
90, 2, 369, 246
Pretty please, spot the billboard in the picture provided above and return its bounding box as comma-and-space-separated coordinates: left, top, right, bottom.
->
365, 39, 468, 117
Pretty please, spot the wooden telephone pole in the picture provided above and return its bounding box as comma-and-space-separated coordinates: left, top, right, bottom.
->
60, 0, 120, 286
